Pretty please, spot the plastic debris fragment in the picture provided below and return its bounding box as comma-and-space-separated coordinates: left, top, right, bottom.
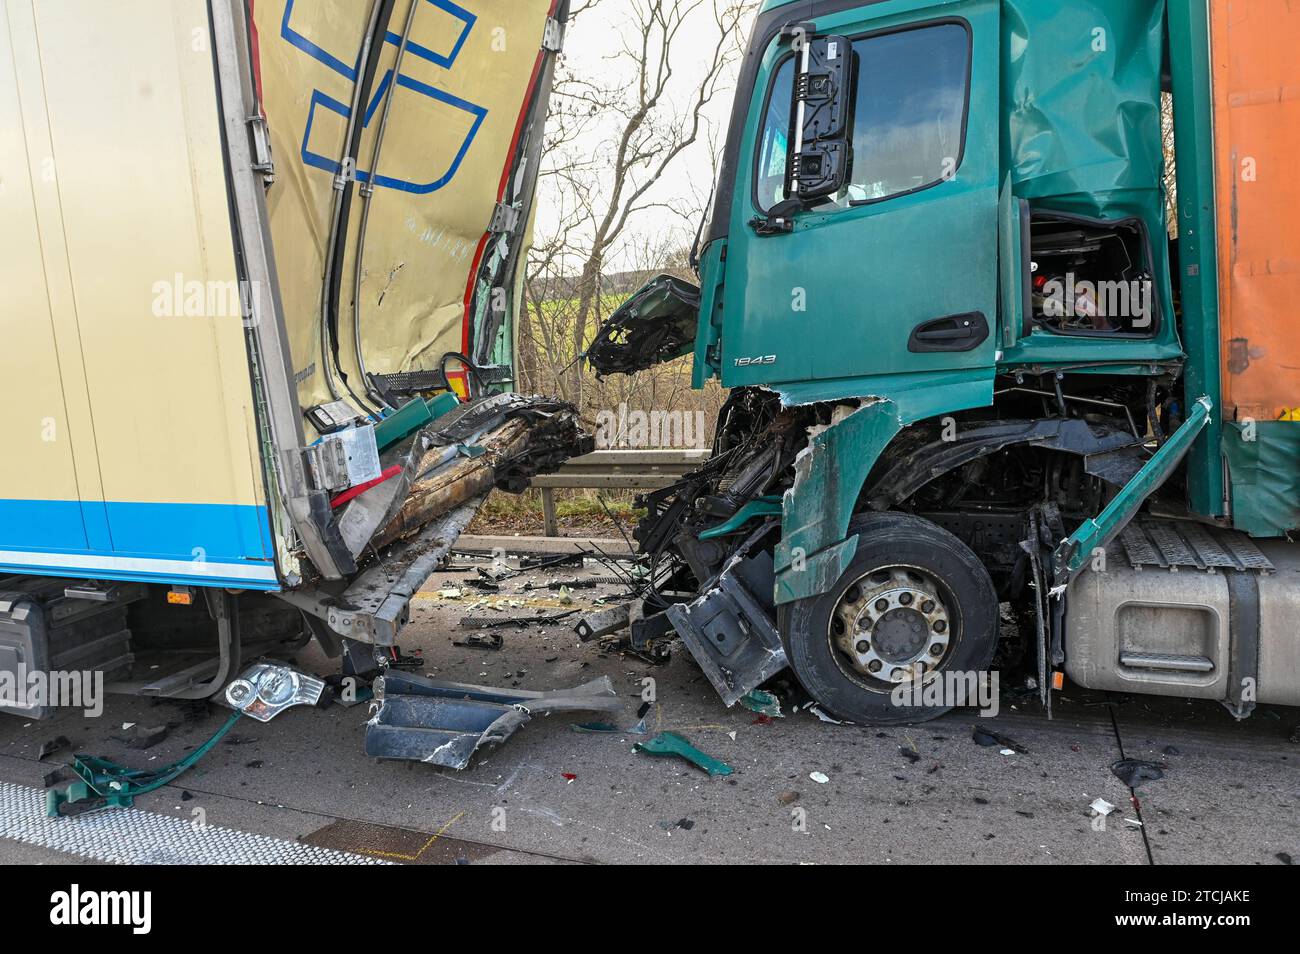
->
634, 731, 734, 776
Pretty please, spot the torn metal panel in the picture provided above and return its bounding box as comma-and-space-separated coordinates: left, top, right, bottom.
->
365, 673, 621, 770
1054, 397, 1212, 582
281, 500, 482, 647
666, 550, 787, 706
774, 400, 901, 605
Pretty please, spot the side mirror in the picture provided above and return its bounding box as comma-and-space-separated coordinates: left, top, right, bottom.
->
785, 35, 853, 201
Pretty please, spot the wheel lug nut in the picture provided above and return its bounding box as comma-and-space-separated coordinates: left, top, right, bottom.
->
875, 598, 889, 612
868, 660, 882, 674
855, 640, 870, 654
930, 643, 944, 656
933, 620, 947, 634
921, 600, 935, 614
899, 592, 914, 606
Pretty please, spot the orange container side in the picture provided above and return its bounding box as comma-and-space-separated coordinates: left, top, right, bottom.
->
1212, 0, 1300, 423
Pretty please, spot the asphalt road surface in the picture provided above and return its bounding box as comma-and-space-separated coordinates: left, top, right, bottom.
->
2, 550, 1297, 865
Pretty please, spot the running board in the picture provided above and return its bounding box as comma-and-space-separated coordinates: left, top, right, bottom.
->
365, 672, 622, 769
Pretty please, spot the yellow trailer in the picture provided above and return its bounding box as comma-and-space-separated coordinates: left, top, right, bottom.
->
0, 0, 580, 711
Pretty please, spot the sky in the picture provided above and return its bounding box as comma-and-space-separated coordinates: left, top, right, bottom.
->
535, 0, 758, 271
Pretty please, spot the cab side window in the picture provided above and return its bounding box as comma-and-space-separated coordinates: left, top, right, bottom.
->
756, 22, 971, 212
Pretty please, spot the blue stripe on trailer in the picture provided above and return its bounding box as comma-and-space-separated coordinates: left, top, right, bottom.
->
0, 499, 279, 589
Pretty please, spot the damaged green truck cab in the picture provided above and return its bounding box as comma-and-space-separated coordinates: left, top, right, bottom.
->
597, 0, 1300, 724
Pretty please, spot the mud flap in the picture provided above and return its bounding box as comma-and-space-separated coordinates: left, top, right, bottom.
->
665, 550, 788, 707
364, 672, 622, 770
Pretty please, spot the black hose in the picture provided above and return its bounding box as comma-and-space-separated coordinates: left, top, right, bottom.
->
323, 0, 397, 415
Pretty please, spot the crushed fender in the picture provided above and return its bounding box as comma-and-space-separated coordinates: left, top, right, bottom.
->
633, 731, 734, 777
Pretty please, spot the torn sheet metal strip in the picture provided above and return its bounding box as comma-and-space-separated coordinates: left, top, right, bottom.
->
365, 673, 622, 770
282, 501, 483, 646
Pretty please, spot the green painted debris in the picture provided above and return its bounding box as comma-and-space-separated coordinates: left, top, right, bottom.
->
699, 496, 783, 540
738, 689, 782, 718
374, 398, 434, 452
375, 391, 461, 453
571, 721, 620, 734
426, 390, 460, 422
46, 711, 243, 817
633, 731, 733, 777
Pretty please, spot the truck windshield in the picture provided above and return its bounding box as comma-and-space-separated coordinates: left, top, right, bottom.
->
756, 21, 970, 212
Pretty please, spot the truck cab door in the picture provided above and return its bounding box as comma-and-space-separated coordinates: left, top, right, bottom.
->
720, 0, 1000, 388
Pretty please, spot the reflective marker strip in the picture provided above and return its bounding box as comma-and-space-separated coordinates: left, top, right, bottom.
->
0, 782, 389, 865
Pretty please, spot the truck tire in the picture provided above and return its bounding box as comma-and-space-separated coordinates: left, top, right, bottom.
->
779, 512, 999, 725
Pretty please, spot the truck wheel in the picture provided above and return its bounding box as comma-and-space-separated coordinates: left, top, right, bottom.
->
779, 512, 999, 725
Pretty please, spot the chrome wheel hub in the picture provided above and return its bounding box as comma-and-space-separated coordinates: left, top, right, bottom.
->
831, 567, 952, 685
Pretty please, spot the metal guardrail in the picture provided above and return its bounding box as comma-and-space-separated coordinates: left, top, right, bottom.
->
530, 449, 709, 536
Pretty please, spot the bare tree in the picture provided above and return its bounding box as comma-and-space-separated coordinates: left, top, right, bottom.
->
525, 0, 751, 405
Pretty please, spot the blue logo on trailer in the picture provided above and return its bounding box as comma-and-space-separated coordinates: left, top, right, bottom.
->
281, 0, 488, 194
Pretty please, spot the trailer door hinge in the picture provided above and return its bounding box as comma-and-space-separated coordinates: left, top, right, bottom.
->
248, 114, 275, 186
489, 202, 521, 235
542, 17, 564, 53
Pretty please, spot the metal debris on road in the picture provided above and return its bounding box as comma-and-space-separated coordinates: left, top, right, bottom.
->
1089, 797, 1116, 816
573, 605, 631, 642
365, 672, 622, 770
46, 663, 324, 816
1111, 758, 1165, 788
452, 633, 504, 651
38, 736, 71, 761
571, 721, 619, 734
972, 724, 1029, 754
457, 610, 578, 629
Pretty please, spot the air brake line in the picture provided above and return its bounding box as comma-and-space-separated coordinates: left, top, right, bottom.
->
353, 0, 419, 408
318, 0, 394, 416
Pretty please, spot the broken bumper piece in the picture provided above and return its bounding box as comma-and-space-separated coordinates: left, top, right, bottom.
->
666, 550, 788, 707
365, 672, 622, 770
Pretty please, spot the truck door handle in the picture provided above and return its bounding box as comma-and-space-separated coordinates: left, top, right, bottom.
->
908, 312, 989, 353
